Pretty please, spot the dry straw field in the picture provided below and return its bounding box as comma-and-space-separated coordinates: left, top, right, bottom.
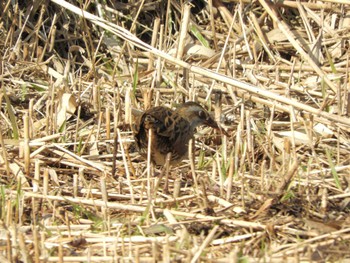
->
1, 0, 350, 262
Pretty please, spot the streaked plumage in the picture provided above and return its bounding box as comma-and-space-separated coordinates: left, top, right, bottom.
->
132, 102, 225, 166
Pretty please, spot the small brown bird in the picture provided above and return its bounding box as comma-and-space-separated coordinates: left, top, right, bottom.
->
132, 101, 227, 166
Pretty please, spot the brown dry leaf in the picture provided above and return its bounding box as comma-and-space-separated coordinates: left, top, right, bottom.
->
185, 44, 216, 58
266, 28, 288, 44
57, 93, 77, 128
250, 198, 274, 219
313, 123, 333, 138
48, 168, 60, 186
32, 118, 47, 134
89, 134, 99, 156
275, 131, 312, 145
304, 219, 342, 234
9, 162, 30, 187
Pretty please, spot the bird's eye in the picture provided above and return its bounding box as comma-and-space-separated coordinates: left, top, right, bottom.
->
198, 110, 206, 119
145, 115, 158, 123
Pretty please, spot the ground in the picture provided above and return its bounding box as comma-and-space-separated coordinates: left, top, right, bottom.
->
1, 0, 350, 262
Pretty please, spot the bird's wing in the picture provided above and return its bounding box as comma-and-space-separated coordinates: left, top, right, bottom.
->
133, 106, 171, 145
133, 106, 191, 147
154, 109, 190, 141
141, 106, 189, 136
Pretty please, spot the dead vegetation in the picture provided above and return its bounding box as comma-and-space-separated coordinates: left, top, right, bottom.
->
1, 0, 350, 262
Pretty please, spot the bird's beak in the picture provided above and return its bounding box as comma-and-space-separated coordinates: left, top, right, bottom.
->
205, 116, 219, 128
205, 117, 229, 136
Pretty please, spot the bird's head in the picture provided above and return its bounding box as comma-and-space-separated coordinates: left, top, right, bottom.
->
176, 102, 222, 132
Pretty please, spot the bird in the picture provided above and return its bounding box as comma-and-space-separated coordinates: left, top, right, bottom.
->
132, 101, 227, 166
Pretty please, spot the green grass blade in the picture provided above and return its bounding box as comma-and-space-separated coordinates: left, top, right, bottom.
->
2, 89, 19, 139
325, 148, 342, 190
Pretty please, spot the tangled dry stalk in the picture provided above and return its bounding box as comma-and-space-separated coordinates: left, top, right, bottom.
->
1, 0, 350, 261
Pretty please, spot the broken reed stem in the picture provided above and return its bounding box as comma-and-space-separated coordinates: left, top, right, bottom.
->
289, 107, 297, 160
97, 111, 103, 140
191, 225, 220, 263
6, 227, 12, 262
28, 99, 34, 138
163, 152, 172, 193
0, 123, 10, 176
22, 191, 152, 213
156, 24, 164, 89
33, 159, 40, 192
100, 176, 108, 204
275, 159, 299, 196
74, 102, 81, 153
198, 176, 211, 210
173, 178, 181, 198
43, 168, 49, 196
116, 128, 134, 203
238, 5, 253, 61
189, 139, 199, 193
33, 225, 40, 263
176, 3, 191, 60
93, 84, 100, 113
18, 232, 30, 262
237, 104, 244, 208
23, 112, 30, 177
226, 153, 234, 201
249, 12, 276, 63
147, 128, 152, 200
73, 172, 78, 197
79, 125, 95, 156
207, 9, 237, 100
246, 110, 254, 175
105, 106, 110, 140
208, 0, 218, 50
148, 17, 160, 70
216, 155, 224, 198
124, 87, 132, 126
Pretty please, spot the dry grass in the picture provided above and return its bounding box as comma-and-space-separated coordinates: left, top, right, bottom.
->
1, 0, 350, 262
